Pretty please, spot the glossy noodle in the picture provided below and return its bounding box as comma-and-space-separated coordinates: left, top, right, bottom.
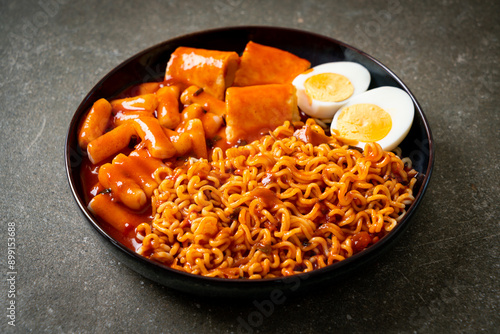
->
136, 119, 417, 279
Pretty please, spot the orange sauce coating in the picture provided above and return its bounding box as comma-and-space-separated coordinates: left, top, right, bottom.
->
78, 43, 312, 251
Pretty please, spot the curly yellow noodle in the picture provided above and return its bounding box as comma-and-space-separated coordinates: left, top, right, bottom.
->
136, 120, 418, 278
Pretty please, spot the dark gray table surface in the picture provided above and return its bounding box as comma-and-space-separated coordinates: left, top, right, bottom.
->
1, 0, 498, 333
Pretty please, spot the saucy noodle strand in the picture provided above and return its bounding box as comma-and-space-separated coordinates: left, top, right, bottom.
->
137, 119, 416, 279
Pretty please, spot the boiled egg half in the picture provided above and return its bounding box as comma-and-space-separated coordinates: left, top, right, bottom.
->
330, 86, 414, 151
292, 62, 371, 119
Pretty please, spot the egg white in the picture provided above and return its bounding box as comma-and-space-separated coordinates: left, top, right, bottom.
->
292, 62, 371, 119
330, 86, 415, 151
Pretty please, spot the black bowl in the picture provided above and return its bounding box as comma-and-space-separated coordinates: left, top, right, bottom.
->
65, 26, 434, 298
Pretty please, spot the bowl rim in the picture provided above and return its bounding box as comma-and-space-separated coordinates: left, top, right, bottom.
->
65, 25, 434, 289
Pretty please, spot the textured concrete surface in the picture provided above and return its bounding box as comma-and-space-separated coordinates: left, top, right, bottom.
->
0, 0, 499, 333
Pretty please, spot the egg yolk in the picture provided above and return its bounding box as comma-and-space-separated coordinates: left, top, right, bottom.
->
304, 73, 354, 102
336, 103, 392, 142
